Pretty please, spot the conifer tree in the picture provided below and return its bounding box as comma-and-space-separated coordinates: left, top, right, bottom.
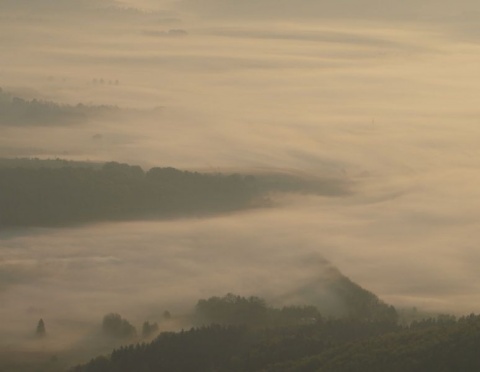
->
36, 318, 46, 338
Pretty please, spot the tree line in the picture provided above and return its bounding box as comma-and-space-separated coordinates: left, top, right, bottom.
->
72, 290, 480, 372
0, 161, 260, 227
0, 87, 119, 127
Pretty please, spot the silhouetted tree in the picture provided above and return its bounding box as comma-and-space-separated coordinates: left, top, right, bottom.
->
102, 313, 136, 339
141, 321, 159, 339
163, 310, 172, 320
35, 318, 46, 338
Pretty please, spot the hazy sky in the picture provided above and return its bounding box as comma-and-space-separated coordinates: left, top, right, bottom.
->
2, 0, 480, 350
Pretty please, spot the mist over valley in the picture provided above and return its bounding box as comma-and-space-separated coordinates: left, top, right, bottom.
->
2, 1, 480, 370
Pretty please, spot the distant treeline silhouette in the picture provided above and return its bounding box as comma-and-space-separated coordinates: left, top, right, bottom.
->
0, 161, 260, 227
73, 292, 480, 372
0, 87, 118, 127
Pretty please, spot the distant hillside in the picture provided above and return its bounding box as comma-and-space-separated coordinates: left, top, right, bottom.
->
277, 265, 398, 322
0, 161, 260, 227
72, 313, 480, 372
194, 266, 398, 326
271, 314, 480, 372
0, 158, 349, 227
70, 273, 480, 372
0, 157, 103, 170
72, 287, 399, 372
0, 87, 118, 127
71, 271, 400, 372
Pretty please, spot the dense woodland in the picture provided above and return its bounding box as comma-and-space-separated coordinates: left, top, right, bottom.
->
73, 293, 480, 372
0, 160, 261, 227
0, 158, 347, 227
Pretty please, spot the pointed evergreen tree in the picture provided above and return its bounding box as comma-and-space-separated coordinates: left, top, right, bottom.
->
36, 318, 46, 338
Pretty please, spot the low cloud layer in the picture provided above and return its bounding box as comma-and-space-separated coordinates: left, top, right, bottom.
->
2, 183, 480, 350
2, 0, 480, 353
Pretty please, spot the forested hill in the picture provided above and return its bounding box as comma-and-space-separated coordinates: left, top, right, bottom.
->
0, 159, 349, 227
0, 161, 261, 227
269, 314, 480, 372
73, 308, 480, 372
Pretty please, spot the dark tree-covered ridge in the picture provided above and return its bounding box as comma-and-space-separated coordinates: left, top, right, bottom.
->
0, 161, 261, 227
0, 159, 349, 227
72, 314, 480, 372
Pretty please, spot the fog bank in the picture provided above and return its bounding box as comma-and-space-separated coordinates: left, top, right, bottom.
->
2, 0, 480, 351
